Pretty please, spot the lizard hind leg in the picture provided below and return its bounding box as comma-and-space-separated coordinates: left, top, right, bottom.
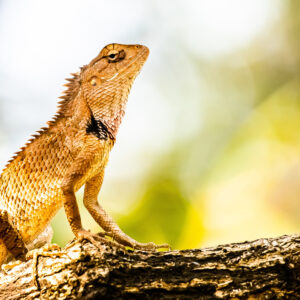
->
0, 241, 9, 266
0, 219, 60, 289
0, 210, 28, 274
0, 210, 27, 263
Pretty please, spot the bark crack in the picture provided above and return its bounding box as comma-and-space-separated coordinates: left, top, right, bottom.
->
0, 234, 298, 299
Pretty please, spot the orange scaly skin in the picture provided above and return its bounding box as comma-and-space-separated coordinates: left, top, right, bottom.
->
0, 43, 168, 265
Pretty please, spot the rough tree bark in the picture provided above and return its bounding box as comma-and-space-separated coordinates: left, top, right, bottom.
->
0, 234, 298, 299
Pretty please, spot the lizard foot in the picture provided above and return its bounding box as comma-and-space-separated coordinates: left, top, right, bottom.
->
76, 229, 126, 251
96, 231, 171, 251
26, 243, 62, 289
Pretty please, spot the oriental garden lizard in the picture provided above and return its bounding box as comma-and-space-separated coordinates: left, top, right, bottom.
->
0, 43, 168, 265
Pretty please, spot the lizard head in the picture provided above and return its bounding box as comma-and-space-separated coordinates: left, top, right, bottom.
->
82, 43, 149, 85
74, 43, 149, 137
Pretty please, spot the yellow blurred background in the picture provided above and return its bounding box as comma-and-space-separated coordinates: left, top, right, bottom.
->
0, 0, 299, 249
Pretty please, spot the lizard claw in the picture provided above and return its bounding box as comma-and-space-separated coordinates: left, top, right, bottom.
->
96, 231, 171, 251
77, 230, 171, 252
132, 242, 171, 251
77, 229, 126, 250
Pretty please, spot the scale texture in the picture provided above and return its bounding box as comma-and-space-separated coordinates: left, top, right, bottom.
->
0, 43, 166, 265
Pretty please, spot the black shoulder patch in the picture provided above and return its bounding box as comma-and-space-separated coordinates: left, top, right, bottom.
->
86, 115, 113, 140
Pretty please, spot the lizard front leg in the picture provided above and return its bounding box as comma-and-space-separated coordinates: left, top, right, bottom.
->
61, 166, 88, 238
83, 172, 169, 251
60, 146, 117, 247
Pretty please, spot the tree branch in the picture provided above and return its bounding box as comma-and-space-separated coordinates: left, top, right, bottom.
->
0, 234, 299, 299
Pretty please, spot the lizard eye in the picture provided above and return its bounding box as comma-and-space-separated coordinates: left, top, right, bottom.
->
106, 49, 125, 62
107, 50, 119, 61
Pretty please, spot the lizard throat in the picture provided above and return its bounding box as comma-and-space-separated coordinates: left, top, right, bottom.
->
86, 114, 114, 141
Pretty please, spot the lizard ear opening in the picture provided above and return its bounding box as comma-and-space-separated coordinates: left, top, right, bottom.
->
89, 76, 100, 87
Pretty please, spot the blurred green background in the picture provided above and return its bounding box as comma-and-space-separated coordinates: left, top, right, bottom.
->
0, 0, 299, 249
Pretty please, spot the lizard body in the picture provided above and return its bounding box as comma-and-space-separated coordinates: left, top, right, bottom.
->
0, 43, 166, 265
